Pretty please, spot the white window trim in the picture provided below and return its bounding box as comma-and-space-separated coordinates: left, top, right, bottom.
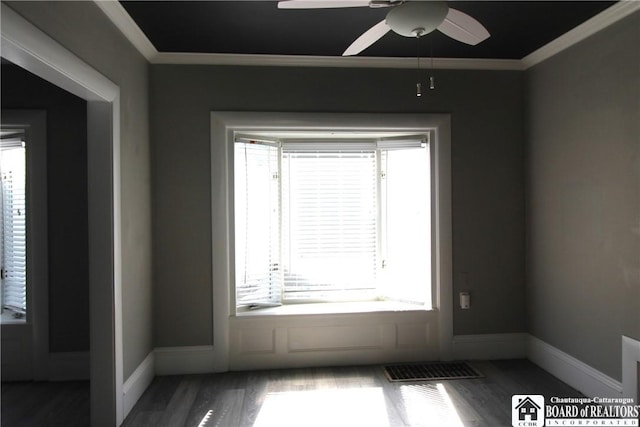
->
211, 112, 453, 371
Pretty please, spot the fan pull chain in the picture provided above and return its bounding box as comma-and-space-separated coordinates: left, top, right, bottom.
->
416, 33, 422, 97
429, 34, 435, 90
415, 30, 436, 96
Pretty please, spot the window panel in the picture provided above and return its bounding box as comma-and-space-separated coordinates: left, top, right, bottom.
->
380, 146, 431, 306
234, 142, 281, 306
282, 151, 377, 301
1, 144, 27, 313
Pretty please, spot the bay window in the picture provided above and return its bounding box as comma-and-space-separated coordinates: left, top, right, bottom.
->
234, 134, 431, 310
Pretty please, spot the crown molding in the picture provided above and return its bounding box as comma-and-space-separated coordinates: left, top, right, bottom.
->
152, 52, 523, 70
94, 0, 638, 71
522, 1, 640, 69
93, 0, 156, 61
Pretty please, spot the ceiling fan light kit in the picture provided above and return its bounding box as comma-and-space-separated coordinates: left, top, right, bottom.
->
385, 1, 449, 37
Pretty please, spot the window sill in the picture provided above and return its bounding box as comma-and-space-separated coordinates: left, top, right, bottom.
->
235, 301, 433, 317
1, 311, 27, 325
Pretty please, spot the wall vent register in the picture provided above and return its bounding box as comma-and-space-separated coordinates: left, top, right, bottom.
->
384, 362, 483, 382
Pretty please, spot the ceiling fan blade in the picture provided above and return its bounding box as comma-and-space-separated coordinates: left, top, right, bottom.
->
343, 19, 390, 56
278, 0, 370, 9
437, 8, 490, 45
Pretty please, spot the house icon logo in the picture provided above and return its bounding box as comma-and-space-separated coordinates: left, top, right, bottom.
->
512, 395, 544, 427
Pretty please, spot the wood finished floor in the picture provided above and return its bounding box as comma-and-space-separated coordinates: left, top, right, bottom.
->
125, 359, 583, 427
1, 359, 584, 427
1, 380, 89, 426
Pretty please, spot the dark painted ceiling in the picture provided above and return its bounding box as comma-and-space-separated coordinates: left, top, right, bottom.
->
120, 1, 616, 59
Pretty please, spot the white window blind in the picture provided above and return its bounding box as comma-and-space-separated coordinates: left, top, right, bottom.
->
281, 148, 378, 301
1, 140, 27, 313
234, 141, 281, 306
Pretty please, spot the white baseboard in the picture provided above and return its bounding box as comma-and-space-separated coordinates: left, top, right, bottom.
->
123, 351, 155, 418
452, 333, 528, 360
528, 335, 623, 399
452, 333, 632, 401
154, 345, 216, 376
48, 351, 90, 381
121, 334, 640, 417
622, 335, 640, 401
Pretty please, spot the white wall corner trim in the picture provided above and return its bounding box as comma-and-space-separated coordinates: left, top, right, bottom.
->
123, 351, 155, 419
48, 351, 90, 381
452, 333, 528, 360
154, 346, 216, 376
522, 1, 640, 69
528, 335, 623, 399
93, 0, 157, 61
622, 336, 640, 401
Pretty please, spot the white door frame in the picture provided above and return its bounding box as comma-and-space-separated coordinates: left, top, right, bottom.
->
1, 4, 124, 426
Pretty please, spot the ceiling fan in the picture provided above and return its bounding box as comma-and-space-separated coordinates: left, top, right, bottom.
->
278, 0, 490, 56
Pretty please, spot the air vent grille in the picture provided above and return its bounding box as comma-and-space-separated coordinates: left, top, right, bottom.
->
384, 362, 483, 382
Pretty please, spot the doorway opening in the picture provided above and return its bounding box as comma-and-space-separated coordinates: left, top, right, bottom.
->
0, 110, 48, 382
0, 128, 27, 322
2, 4, 123, 424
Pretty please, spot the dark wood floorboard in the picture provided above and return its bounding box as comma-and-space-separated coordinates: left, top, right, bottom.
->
1, 380, 89, 427
1, 359, 585, 427
122, 359, 583, 427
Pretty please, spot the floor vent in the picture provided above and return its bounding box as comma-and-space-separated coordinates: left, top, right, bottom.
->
384, 362, 483, 382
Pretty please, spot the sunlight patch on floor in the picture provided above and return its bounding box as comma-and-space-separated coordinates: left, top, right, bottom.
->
400, 383, 465, 427
253, 387, 390, 427
197, 409, 214, 427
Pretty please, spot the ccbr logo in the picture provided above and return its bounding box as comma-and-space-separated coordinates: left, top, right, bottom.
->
512, 395, 544, 427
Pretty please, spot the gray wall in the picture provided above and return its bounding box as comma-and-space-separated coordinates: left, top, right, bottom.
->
5, 1, 153, 380
526, 11, 640, 380
150, 65, 526, 346
2, 62, 89, 353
